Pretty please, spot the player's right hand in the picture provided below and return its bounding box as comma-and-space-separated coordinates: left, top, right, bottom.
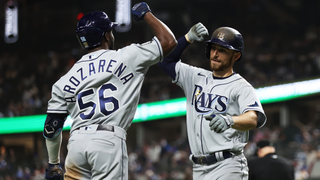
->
205, 113, 234, 133
45, 163, 64, 180
131, 2, 151, 21
186, 22, 209, 43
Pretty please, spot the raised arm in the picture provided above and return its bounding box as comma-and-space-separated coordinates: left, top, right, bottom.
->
157, 36, 190, 79
158, 22, 209, 79
132, 2, 177, 57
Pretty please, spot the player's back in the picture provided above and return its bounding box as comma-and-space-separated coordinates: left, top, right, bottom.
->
57, 49, 141, 130
47, 38, 163, 132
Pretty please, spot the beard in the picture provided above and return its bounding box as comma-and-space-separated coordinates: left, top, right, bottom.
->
210, 55, 234, 72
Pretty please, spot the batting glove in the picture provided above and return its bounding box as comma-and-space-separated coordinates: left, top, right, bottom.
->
132, 2, 151, 21
186, 22, 209, 43
204, 114, 234, 133
45, 163, 64, 180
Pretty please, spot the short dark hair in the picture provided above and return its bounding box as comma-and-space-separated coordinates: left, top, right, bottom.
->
256, 139, 272, 149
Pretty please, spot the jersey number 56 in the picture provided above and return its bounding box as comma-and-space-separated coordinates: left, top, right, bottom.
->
77, 83, 119, 120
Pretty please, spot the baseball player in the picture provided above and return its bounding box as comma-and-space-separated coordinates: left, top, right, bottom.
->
43, 2, 177, 180
158, 23, 267, 179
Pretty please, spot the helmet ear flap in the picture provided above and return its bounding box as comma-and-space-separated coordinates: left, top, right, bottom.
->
205, 43, 211, 59
76, 34, 87, 49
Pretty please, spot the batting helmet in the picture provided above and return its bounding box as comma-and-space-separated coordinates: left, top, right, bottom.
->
76, 11, 118, 49
205, 27, 244, 60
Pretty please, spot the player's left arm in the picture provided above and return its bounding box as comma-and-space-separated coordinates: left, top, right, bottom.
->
157, 36, 190, 79
237, 85, 267, 129
205, 110, 258, 133
43, 113, 68, 180
230, 110, 258, 131
43, 113, 68, 163
205, 84, 266, 133
158, 22, 208, 79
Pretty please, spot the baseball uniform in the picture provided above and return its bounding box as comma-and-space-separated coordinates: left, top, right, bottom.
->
158, 36, 267, 180
47, 37, 163, 179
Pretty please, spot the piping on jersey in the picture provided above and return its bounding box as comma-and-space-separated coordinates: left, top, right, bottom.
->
199, 77, 242, 155
152, 37, 163, 62
121, 139, 124, 180
76, 50, 110, 63
200, 114, 205, 154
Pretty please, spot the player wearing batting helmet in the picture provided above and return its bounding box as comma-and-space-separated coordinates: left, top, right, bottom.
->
158, 23, 267, 180
75, 11, 118, 50
43, 2, 176, 180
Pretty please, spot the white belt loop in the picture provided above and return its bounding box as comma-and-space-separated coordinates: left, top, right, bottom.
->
215, 151, 224, 161
219, 151, 224, 160
113, 126, 127, 140
189, 154, 195, 165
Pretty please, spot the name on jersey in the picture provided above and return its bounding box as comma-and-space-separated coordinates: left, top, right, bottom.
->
63, 59, 134, 94
191, 85, 228, 114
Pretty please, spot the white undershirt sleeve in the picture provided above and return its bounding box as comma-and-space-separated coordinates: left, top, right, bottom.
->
45, 133, 62, 164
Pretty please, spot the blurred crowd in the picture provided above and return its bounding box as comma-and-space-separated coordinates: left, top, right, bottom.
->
1, 118, 320, 180
1, 1, 320, 117
1, 25, 320, 117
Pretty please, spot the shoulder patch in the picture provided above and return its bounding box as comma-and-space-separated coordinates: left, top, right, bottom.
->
248, 101, 259, 107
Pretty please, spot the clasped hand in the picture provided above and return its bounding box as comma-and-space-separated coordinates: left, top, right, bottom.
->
186, 22, 209, 43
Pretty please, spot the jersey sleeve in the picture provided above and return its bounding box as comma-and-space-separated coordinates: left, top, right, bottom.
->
47, 82, 68, 114
158, 36, 191, 79
237, 84, 267, 128
173, 61, 196, 89
172, 61, 210, 99
121, 36, 163, 71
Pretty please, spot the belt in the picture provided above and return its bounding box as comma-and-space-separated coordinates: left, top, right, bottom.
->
75, 124, 114, 132
192, 151, 232, 165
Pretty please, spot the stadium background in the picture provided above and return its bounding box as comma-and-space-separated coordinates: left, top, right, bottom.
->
1, 0, 320, 179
